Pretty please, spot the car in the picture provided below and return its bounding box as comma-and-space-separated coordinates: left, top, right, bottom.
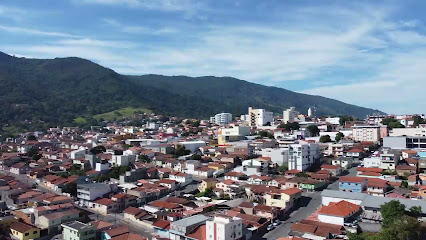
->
273, 220, 282, 226
267, 224, 275, 231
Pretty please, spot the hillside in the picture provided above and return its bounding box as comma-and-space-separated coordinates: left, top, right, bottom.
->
0, 52, 382, 136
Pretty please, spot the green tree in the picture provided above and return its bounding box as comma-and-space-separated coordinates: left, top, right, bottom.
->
335, 132, 344, 142
90, 145, 106, 155
413, 115, 425, 127
381, 200, 406, 228
278, 164, 288, 173
138, 154, 151, 163
278, 122, 300, 131
174, 144, 190, 157
257, 130, 274, 139
306, 125, 320, 136
379, 215, 422, 240
26, 135, 37, 141
347, 232, 367, 240
339, 115, 354, 126
401, 180, 408, 188
409, 206, 422, 218
191, 154, 202, 160
319, 135, 332, 143
296, 172, 310, 178
388, 121, 405, 129
62, 182, 77, 197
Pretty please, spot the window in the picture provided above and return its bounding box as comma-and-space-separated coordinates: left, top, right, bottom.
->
25, 233, 29, 236
33, 231, 37, 234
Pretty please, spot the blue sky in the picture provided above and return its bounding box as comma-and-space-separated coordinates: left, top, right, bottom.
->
1, 0, 426, 114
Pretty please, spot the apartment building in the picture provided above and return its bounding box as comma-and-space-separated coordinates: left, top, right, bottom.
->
62, 221, 95, 240
211, 113, 233, 125
288, 143, 320, 171
77, 183, 112, 207
217, 126, 250, 145
283, 107, 299, 124
248, 107, 273, 127
352, 125, 381, 142
206, 215, 243, 240
384, 136, 426, 149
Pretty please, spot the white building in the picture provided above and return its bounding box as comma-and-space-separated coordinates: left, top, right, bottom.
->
283, 107, 299, 124
234, 159, 268, 176
217, 125, 250, 145
211, 113, 233, 125
325, 117, 341, 125
70, 149, 86, 159
258, 148, 289, 166
248, 107, 273, 127
178, 141, 206, 153
363, 157, 381, 168
389, 127, 426, 137
111, 154, 136, 167
352, 125, 381, 142
288, 143, 320, 171
206, 215, 243, 240
307, 107, 313, 117
77, 183, 112, 207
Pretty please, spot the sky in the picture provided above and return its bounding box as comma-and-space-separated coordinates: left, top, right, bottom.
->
0, 0, 426, 114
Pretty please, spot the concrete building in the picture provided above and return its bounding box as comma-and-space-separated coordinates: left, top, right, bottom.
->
212, 113, 233, 125
248, 107, 273, 127
77, 183, 112, 207
384, 136, 426, 149
169, 215, 209, 240
325, 117, 341, 125
352, 125, 381, 142
217, 126, 250, 145
178, 141, 206, 153
62, 221, 95, 240
234, 159, 269, 176
389, 127, 426, 137
206, 215, 243, 240
287, 143, 320, 171
258, 148, 289, 166
10, 222, 40, 240
283, 107, 299, 124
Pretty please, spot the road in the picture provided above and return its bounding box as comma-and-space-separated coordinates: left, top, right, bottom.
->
263, 166, 358, 240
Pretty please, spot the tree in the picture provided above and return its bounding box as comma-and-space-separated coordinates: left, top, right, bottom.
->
278, 164, 288, 173
191, 121, 200, 127
319, 135, 332, 143
413, 115, 425, 127
296, 172, 310, 178
335, 132, 344, 142
306, 125, 320, 136
62, 182, 77, 197
379, 215, 422, 240
326, 125, 332, 132
90, 145, 106, 155
380, 200, 406, 228
408, 206, 422, 218
26, 135, 37, 141
174, 144, 190, 157
138, 154, 151, 163
257, 130, 274, 139
339, 115, 354, 126
278, 122, 300, 131
388, 121, 405, 129
108, 166, 130, 179
190, 154, 202, 160
401, 180, 408, 188
347, 233, 367, 240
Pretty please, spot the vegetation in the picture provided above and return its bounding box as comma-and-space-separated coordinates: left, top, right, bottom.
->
174, 144, 190, 157
296, 172, 310, 178
256, 130, 274, 139
413, 115, 426, 127
108, 166, 130, 179
278, 122, 300, 131
319, 135, 332, 143
62, 182, 77, 197
306, 125, 320, 136
335, 132, 344, 142
277, 164, 288, 173
190, 154, 202, 160
90, 145, 106, 155
138, 154, 151, 163
381, 118, 405, 129
349, 200, 425, 240
195, 188, 212, 197
339, 115, 354, 126
0, 52, 381, 138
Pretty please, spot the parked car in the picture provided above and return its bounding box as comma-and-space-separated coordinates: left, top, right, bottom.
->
267, 224, 275, 231
273, 220, 282, 226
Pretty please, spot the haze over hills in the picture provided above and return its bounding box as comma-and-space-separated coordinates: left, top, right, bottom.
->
0, 52, 382, 136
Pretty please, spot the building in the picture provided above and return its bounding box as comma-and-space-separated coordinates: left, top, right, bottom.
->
259, 148, 289, 166
283, 107, 299, 124
352, 125, 381, 142
169, 214, 209, 240
383, 136, 426, 149
206, 214, 243, 240
10, 222, 40, 240
62, 221, 95, 240
77, 183, 112, 207
317, 200, 361, 225
248, 107, 273, 127
212, 113, 233, 125
38, 208, 80, 235
178, 141, 206, 153
325, 117, 341, 125
217, 126, 250, 146
339, 176, 367, 193
264, 188, 302, 210
288, 143, 320, 171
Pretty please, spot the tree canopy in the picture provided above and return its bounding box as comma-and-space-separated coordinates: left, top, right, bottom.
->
319, 135, 332, 143
306, 125, 320, 136
335, 132, 344, 142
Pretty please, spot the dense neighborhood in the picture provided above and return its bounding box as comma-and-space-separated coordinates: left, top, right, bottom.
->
0, 107, 426, 240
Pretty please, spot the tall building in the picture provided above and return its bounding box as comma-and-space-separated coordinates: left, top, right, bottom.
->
248, 107, 273, 127
206, 215, 243, 240
217, 125, 250, 145
283, 107, 299, 124
308, 107, 313, 117
211, 113, 233, 125
352, 125, 381, 143
288, 143, 320, 171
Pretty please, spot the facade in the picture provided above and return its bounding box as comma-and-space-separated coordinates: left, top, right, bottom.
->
287, 143, 320, 171
248, 107, 273, 127
169, 215, 209, 240
352, 125, 381, 142
10, 222, 40, 240
317, 200, 360, 225
206, 215, 243, 240
62, 221, 96, 240
384, 136, 426, 149
325, 117, 341, 125
259, 148, 289, 166
77, 183, 112, 207
283, 107, 299, 124
339, 176, 367, 193
264, 188, 302, 210
212, 113, 233, 125
217, 126, 250, 145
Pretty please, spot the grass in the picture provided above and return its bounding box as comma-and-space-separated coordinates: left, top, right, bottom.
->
74, 107, 151, 123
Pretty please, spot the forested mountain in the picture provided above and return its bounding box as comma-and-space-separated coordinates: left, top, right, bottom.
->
0, 52, 382, 136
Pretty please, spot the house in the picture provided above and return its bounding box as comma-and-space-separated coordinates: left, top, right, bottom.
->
289, 219, 344, 239
224, 171, 247, 181
153, 219, 171, 239
169, 172, 192, 186
356, 167, 382, 177
123, 207, 149, 222
62, 221, 95, 240
157, 179, 177, 191
93, 198, 120, 215
402, 150, 417, 159
111, 193, 137, 211
10, 163, 31, 175
331, 157, 355, 169
285, 169, 301, 178
366, 179, 390, 196
317, 200, 361, 225
248, 175, 272, 185
320, 165, 342, 176
298, 178, 327, 191
338, 176, 367, 193
77, 183, 112, 207
102, 225, 129, 240
10, 222, 40, 240
396, 165, 417, 176
346, 148, 364, 159
198, 178, 217, 193
254, 204, 280, 220
264, 188, 302, 210
206, 215, 243, 240
91, 220, 113, 240
214, 180, 244, 199
38, 208, 80, 235
168, 214, 209, 240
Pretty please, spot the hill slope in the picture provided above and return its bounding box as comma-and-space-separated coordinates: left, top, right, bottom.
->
0, 52, 382, 135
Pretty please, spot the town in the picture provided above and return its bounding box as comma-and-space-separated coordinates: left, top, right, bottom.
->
0, 107, 425, 240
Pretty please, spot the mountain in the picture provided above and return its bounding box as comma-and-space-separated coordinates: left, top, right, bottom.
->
0, 52, 382, 136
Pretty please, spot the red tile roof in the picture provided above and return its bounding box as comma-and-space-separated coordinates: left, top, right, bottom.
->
318, 200, 360, 217
339, 176, 367, 183
153, 220, 171, 230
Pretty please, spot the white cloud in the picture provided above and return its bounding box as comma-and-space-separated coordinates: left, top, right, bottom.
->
0, 25, 80, 38
102, 18, 178, 35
